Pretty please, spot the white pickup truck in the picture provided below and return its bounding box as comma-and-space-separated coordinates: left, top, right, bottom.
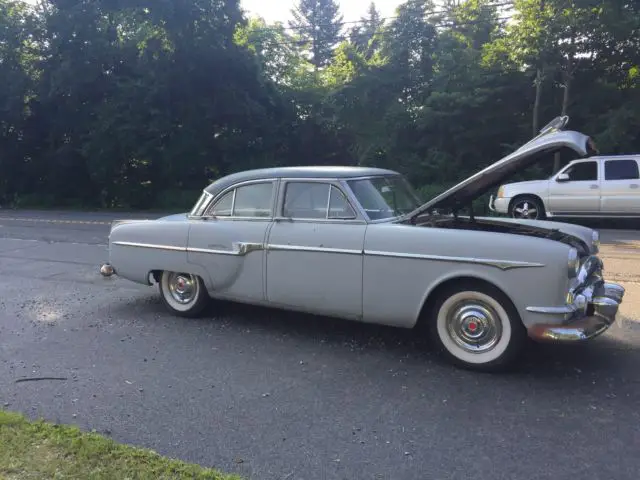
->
489, 154, 640, 220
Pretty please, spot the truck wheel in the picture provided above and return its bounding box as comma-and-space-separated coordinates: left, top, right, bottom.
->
509, 195, 545, 220
159, 271, 209, 317
428, 281, 527, 372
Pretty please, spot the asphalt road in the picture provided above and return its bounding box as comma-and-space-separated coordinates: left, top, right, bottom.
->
1, 209, 639, 480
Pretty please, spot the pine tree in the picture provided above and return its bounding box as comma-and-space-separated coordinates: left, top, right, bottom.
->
349, 2, 385, 60
289, 0, 343, 70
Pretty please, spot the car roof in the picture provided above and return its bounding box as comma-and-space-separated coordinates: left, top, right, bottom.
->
203, 166, 400, 196
574, 154, 640, 161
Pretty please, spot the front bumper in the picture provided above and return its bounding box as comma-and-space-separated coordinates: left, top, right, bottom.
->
526, 280, 625, 342
488, 195, 510, 214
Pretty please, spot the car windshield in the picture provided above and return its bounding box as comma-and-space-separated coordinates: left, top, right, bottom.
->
347, 175, 423, 220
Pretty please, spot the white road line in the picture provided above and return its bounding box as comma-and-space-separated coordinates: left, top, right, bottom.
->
0, 237, 107, 247
0, 216, 111, 225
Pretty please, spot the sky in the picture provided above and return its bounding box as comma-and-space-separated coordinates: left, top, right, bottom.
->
241, 0, 406, 24
20, 0, 413, 24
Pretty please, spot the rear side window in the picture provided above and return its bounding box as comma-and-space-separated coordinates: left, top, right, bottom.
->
605, 159, 639, 181
564, 161, 597, 181
208, 182, 274, 217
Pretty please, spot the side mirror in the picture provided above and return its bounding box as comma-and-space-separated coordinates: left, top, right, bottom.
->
556, 173, 570, 182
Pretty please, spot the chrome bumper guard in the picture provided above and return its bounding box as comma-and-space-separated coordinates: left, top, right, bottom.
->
488, 194, 496, 212
527, 279, 625, 343
100, 263, 115, 277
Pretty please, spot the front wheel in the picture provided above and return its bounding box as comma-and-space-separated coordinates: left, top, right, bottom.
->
159, 271, 209, 317
428, 282, 526, 372
509, 195, 545, 220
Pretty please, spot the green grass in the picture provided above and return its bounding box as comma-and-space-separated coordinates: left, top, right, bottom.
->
0, 410, 242, 480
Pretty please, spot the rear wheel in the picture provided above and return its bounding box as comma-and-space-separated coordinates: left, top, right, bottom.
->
509, 195, 545, 220
428, 281, 526, 372
159, 271, 209, 317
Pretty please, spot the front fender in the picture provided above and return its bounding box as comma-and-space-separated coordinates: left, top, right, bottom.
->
362, 223, 572, 329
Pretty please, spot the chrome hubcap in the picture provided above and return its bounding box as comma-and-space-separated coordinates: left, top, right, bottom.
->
446, 301, 502, 353
513, 201, 538, 219
167, 273, 197, 304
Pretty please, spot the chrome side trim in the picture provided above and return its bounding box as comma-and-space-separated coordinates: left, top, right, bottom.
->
187, 241, 265, 256
188, 247, 242, 256
110, 219, 154, 230
526, 305, 576, 314
267, 244, 363, 256
364, 250, 545, 270
112, 241, 545, 269
112, 241, 265, 256
273, 217, 366, 225
112, 241, 186, 252
195, 216, 273, 223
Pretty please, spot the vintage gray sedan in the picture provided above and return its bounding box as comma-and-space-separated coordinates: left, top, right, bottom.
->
101, 117, 625, 371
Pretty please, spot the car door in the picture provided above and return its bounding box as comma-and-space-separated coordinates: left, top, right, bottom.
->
265, 179, 366, 321
187, 179, 277, 302
599, 157, 640, 214
547, 159, 601, 214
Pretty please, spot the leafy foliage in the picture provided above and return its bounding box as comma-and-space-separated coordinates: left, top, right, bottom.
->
0, 0, 638, 210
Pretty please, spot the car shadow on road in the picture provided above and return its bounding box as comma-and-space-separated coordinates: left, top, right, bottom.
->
119, 293, 639, 381
519, 336, 635, 376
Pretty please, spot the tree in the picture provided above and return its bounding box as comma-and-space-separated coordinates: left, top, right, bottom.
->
0, 0, 39, 204
0, 0, 638, 210
235, 16, 310, 88
349, 2, 385, 60
289, 0, 343, 70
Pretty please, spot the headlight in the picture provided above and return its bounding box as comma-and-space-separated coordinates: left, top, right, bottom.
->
497, 186, 504, 198
591, 230, 600, 253
567, 248, 579, 278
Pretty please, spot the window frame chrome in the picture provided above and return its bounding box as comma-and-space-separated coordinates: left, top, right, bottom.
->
189, 191, 214, 217
187, 173, 421, 225
328, 184, 358, 220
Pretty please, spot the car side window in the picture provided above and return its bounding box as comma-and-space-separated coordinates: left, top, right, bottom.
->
209, 182, 274, 218
605, 159, 639, 181
563, 161, 597, 181
232, 182, 274, 217
283, 182, 329, 219
283, 182, 356, 219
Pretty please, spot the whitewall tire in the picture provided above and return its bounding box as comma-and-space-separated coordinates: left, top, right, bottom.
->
159, 270, 209, 318
428, 281, 526, 372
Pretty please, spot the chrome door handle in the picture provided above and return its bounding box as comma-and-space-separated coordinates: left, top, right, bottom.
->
589, 184, 598, 189
629, 184, 639, 189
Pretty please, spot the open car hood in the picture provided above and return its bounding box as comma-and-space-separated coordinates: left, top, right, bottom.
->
403, 116, 598, 221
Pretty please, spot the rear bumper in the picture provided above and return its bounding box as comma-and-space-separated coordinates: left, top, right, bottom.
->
100, 263, 116, 277
526, 281, 625, 342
